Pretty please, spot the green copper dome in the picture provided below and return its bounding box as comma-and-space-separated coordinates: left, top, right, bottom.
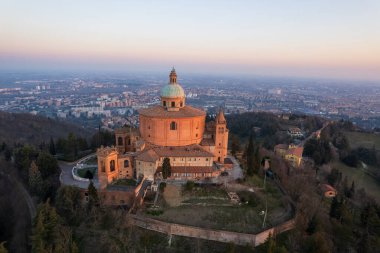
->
160, 83, 185, 98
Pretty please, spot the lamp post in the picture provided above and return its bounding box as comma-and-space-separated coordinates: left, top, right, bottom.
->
262, 198, 268, 229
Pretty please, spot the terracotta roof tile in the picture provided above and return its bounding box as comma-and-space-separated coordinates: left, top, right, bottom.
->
135, 144, 214, 162
135, 149, 159, 162
286, 147, 303, 157
153, 144, 214, 157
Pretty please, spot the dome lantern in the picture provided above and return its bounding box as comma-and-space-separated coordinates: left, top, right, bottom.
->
160, 68, 186, 111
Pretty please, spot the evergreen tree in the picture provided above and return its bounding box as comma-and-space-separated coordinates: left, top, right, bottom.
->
32, 200, 60, 253
4, 148, 11, 161
29, 161, 43, 196
49, 137, 56, 155
87, 181, 99, 211
330, 197, 340, 219
342, 176, 349, 198
349, 180, 355, 198
246, 133, 255, 176
36, 152, 58, 179
55, 186, 82, 225
306, 215, 318, 235
253, 146, 260, 174
230, 135, 240, 157
162, 157, 171, 179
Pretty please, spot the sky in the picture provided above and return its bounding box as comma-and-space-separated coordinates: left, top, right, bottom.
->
1, 1, 380, 81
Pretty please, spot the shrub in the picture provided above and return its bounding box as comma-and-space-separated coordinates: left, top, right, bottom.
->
184, 181, 195, 191
147, 209, 163, 216
159, 182, 167, 193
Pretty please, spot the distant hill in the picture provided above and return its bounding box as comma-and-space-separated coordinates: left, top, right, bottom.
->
0, 111, 94, 146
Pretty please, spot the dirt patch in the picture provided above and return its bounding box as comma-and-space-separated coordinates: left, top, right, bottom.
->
163, 184, 184, 207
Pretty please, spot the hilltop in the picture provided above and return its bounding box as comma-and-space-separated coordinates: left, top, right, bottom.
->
0, 111, 94, 146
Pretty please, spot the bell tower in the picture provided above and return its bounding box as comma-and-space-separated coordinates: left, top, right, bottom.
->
214, 109, 229, 163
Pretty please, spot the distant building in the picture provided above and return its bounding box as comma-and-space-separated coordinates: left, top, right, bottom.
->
97, 69, 229, 188
274, 144, 303, 167
287, 127, 303, 138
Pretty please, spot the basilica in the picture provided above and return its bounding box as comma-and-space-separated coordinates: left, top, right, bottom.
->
97, 69, 229, 188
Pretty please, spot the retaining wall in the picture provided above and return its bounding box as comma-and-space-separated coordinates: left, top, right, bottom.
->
129, 215, 294, 246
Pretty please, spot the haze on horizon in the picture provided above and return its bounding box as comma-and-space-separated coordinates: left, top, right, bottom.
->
1, 1, 380, 81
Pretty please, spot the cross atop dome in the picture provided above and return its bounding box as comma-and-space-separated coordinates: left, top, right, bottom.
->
169, 67, 177, 84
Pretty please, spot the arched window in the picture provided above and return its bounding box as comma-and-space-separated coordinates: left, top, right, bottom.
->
118, 137, 123, 145
110, 160, 115, 172
171, 101, 175, 107
170, 121, 177, 130
128, 139, 131, 145
180, 102, 183, 107
124, 160, 129, 168
163, 101, 166, 107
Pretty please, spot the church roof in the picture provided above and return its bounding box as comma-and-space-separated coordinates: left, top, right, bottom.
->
135, 144, 214, 162
135, 149, 160, 162
139, 105, 205, 118
160, 83, 185, 98
152, 144, 214, 157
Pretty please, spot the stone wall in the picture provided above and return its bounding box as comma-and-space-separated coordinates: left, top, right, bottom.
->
129, 215, 295, 247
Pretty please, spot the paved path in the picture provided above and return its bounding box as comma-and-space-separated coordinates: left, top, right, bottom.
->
59, 154, 100, 189
0, 170, 36, 222
299, 122, 330, 147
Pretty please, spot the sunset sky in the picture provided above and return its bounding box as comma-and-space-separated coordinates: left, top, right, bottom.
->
1, 1, 379, 80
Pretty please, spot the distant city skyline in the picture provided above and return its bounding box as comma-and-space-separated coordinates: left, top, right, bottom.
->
1, 1, 380, 81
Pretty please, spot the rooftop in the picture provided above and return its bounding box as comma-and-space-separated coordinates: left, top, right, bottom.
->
135, 144, 214, 162
139, 105, 205, 118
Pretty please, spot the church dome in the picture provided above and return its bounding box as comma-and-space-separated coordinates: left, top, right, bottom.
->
160, 83, 185, 98
160, 68, 185, 98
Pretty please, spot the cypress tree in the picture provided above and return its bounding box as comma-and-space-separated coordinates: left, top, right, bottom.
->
253, 146, 260, 174
349, 180, 355, 198
162, 157, 171, 179
87, 181, 99, 211
29, 161, 43, 196
246, 133, 254, 176
49, 137, 56, 155
330, 197, 340, 219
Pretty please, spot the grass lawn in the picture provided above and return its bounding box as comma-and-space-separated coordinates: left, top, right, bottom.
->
147, 181, 287, 233
344, 131, 380, 150
331, 161, 380, 202
244, 174, 266, 188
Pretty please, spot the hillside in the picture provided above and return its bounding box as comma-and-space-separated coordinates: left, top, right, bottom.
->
0, 111, 94, 146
